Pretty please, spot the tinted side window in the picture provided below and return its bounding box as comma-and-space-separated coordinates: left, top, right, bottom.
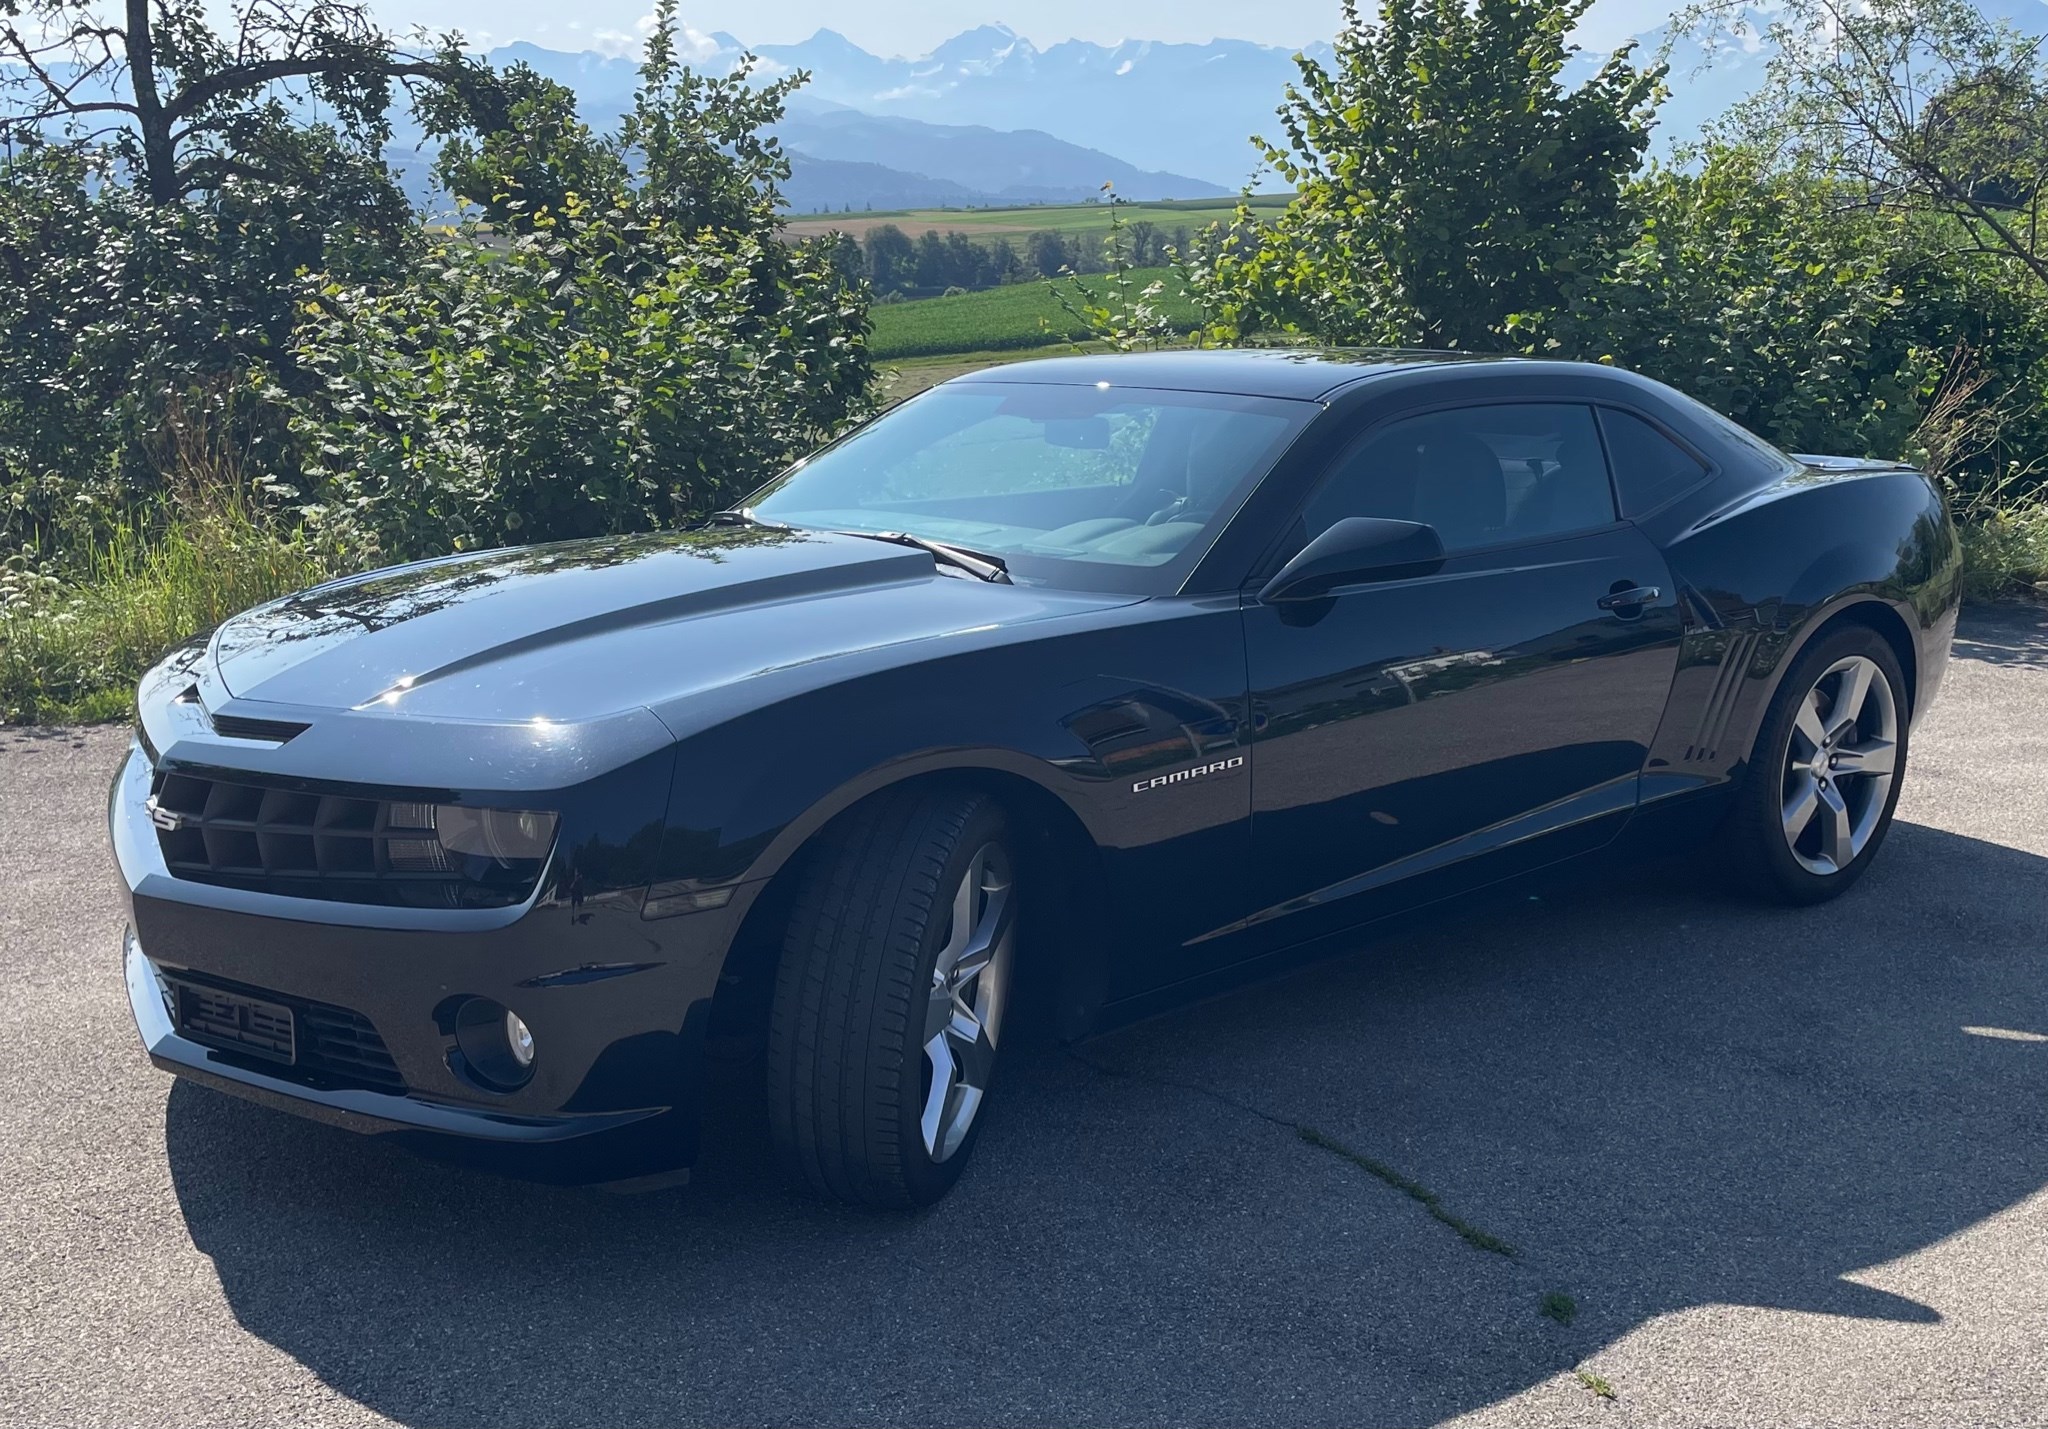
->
1599, 408, 1709, 515
1300, 403, 1615, 554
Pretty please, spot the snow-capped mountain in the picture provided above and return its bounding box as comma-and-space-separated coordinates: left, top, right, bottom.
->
488, 25, 1335, 191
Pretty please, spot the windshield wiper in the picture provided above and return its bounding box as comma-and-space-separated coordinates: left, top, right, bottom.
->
705, 511, 1011, 584
832, 529, 1013, 584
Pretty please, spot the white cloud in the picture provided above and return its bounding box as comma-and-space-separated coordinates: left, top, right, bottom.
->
591, 11, 729, 62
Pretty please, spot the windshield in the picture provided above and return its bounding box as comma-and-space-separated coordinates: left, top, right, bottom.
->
747, 382, 1316, 592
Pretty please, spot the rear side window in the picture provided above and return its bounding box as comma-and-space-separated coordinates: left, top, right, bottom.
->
1599, 408, 1709, 515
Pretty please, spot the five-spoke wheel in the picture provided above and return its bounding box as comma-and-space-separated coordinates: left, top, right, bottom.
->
1780, 654, 1900, 876
920, 842, 1013, 1163
1729, 624, 1909, 903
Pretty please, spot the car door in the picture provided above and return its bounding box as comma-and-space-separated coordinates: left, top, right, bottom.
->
1232, 399, 1684, 952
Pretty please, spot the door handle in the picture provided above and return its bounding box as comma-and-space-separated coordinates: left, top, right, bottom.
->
1597, 585, 1661, 612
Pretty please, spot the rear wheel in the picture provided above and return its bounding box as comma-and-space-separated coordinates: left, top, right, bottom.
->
766, 787, 1017, 1207
1724, 624, 1908, 904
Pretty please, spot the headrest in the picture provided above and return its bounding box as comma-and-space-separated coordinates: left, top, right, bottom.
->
1411, 432, 1506, 547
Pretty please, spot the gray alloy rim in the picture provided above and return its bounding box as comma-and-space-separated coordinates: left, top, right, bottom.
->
1780, 654, 1899, 877
920, 842, 1014, 1164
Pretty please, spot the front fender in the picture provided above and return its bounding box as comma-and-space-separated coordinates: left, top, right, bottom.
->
642, 597, 1257, 973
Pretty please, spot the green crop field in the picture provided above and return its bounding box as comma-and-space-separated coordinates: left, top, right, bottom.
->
783, 194, 1289, 242
867, 268, 1204, 360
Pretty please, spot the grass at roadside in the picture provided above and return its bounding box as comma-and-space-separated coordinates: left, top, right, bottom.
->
0, 504, 327, 725
1957, 499, 2048, 602
868, 268, 1201, 360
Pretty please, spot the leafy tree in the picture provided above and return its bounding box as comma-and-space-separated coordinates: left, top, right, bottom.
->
0, 0, 463, 207
1025, 229, 1070, 278
862, 223, 915, 293
287, 0, 871, 561
1184, 0, 1664, 347
1518, 147, 1922, 455
915, 229, 951, 291
419, 60, 627, 232
1687, 0, 2047, 287
0, 0, 501, 548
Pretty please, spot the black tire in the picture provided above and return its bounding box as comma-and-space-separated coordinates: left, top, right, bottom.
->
1722, 622, 1909, 905
766, 785, 1015, 1208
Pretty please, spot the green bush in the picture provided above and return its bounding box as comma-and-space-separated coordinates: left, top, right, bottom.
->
284, 6, 872, 564
289, 207, 868, 563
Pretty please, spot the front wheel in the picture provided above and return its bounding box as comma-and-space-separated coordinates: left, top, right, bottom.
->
1723, 624, 1908, 904
766, 787, 1017, 1208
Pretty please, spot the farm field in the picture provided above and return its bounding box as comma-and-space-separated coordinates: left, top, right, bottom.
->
783, 193, 1289, 242
867, 266, 1201, 360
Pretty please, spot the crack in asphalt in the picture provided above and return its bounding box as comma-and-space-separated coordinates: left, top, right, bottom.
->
1064, 1045, 1520, 1259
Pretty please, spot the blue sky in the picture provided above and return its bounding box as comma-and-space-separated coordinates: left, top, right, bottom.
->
357, 0, 1675, 56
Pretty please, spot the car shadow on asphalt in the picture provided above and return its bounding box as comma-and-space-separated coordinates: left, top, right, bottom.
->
162, 819, 2048, 1427
1950, 600, 2048, 668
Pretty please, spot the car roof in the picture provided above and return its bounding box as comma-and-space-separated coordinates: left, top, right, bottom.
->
946, 348, 1531, 402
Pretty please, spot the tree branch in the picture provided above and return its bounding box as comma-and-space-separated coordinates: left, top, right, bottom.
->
164, 56, 457, 124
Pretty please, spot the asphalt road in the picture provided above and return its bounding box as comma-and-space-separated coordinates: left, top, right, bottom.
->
3, 607, 2046, 1428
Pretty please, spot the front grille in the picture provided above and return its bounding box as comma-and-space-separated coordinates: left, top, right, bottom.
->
149, 770, 545, 908
159, 968, 408, 1095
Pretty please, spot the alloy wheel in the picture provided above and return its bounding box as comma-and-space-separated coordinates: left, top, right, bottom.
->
920, 842, 1014, 1163
1779, 654, 1899, 876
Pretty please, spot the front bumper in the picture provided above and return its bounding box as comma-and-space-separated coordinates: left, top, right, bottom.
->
111, 743, 750, 1184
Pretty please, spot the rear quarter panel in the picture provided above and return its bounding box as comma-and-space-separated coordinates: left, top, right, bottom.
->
1640, 463, 1960, 804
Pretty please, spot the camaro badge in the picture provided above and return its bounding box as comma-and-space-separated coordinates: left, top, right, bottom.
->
143, 796, 186, 833
1133, 755, 1245, 794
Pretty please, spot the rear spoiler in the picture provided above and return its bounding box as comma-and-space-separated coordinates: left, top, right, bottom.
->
1789, 453, 1920, 475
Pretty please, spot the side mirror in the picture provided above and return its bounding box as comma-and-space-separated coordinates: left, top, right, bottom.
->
1258, 517, 1446, 602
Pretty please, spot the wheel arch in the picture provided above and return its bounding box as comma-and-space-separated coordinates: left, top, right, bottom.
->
1765, 596, 1921, 728
708, 758, 1112, 1048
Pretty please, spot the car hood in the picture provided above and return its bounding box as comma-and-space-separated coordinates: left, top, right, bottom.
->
211, 527, 1137, 725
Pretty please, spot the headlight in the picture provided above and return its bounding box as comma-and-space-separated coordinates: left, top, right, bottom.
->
385, 803, 558, 868
434, 806, 558, 863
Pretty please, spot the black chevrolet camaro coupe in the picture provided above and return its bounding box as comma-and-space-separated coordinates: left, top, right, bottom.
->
111, 351, 1960, 1206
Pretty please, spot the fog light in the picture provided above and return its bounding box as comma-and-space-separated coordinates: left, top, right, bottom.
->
505, 1009, 535, 1067
453, 996, 536, 1091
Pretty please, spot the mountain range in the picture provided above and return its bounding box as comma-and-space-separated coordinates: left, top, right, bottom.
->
16, 5, 2048, 214
484, 27, 1326, 205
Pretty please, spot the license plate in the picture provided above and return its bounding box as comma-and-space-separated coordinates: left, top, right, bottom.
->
173, 981, 296, 1065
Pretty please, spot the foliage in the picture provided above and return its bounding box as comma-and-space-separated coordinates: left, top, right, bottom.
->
0, 139, 415, 550
1181, 0, 1664, 348
0, 0, 462, 207
1049, 193, 1191, 351
1955, 498, 2048, 600
287, 1, 872, 562
1687, 0, 2048, 287
0, 0, 473, 553
1516, 147, 1929, 457
419, 61, 627, 232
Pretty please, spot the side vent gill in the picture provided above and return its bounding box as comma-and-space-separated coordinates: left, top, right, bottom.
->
1685, 630, 1759, 764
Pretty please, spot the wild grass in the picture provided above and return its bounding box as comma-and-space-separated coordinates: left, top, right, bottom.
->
1957, 501, 2048, 603
0, 494, 327, 725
